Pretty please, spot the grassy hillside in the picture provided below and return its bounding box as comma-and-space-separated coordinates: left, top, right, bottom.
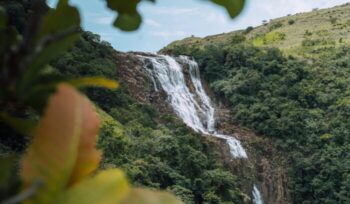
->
164, 3, 350, 57
162, 3, 350, 204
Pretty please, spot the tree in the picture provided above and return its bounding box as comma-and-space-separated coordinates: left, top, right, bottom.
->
0, 0, 246, 203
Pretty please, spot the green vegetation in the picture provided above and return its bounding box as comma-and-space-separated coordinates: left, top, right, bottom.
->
51, 32, 244, 204
3, 0, 350, 203
0, 0, 246, 203
164, 3, 350, 55
252, 31, 286, 46
165, 34, 350, 203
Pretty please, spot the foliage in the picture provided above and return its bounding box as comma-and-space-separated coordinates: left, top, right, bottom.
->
330, 17, 337, 24
164, 3, 350, 57
269, 21, 283, 31
0, 0, 246, 203
243, 26, 253, 34
106, 0, 246, 31
253, 31, 285, 46
231, 34, 246, 44
167, 41, 350, 204
50, 33, 244, 203
288, 19, 295, 25
15, 84, 180, 204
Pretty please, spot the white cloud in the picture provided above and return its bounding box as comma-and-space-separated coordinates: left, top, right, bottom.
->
257, 0, 309, 19
149, 31, 188, 39
204, 12, 227, 25
149, 7, 198, 15
93, 16, 114, 25
145, 19, 161, 27
99, 32, 116, 42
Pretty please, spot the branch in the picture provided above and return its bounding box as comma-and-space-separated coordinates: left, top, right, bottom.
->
2, 180, 43, 204
35, 26, 81, 54
2, 0, 48, 88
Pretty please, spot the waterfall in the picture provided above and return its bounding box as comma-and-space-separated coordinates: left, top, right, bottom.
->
252, 185, 264, 204
141, 54, 247, 158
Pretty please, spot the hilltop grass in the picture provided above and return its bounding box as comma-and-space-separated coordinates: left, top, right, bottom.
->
163, 3, 350, 57
161, 3, 350, 203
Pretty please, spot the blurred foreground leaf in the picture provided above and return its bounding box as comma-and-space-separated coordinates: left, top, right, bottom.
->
68, 77, 119, 90
20, 0, 81, 93
55, 169, 129, 204
121, 188, 183, 204
210, 0, 245, 18
0, 156, 16, 188
106, 0, 142, 31
105, 0, 245, 31
20, 84, 100, 203
19, 84, 182, 204
0, 6, 6, 29
0, 113, 37, 137
114, 12, 142, 31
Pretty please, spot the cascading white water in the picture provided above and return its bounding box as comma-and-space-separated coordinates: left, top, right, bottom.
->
141, 54, 247, 158
252, 185, 264, 204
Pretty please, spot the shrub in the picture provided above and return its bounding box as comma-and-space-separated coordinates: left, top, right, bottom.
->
330, 17, 338, 24
244, 26, 254, 34
288, 19, 295, 25
304, 30, 313, 36
231, 34, 246, 44
302, 38, 335, 48
269, 21, 283, 30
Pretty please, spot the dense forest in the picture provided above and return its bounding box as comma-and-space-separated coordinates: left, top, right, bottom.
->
51, 32, 244, 203
164, 24, 350, 203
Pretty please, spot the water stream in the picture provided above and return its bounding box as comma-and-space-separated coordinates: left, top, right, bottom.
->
252, 185, 264, 204
142, 54, 247, 158
141, 54, 263, 203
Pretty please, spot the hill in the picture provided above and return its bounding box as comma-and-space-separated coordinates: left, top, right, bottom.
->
163, 3, 350, 57
161, 3, 350, 204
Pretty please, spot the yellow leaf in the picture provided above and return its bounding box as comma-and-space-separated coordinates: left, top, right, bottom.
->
20, 84, 101, 203
68, 77, 119, 90
121, 188, 183, 204
54, 169, 129, 204
69, 93, 101, 185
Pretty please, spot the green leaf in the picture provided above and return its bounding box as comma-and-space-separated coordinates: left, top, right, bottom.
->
114, 13, 142, 31
21, 76, 118, 113
106, 0, 139, 14
106, 0, 142, 31
54, 169, 130, 204
38, 0, 80, 39
19, 0, 81, 93
210, 0, 245, 18
0, 112, 37, 137
0, 156, 16, 188
0, 6, 6, 29
105, 0, 244, 31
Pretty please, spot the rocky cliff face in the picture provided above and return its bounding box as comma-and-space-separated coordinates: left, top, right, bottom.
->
113, 52, 172, 114
215, 105, 291, 204
112, 51, 291, 204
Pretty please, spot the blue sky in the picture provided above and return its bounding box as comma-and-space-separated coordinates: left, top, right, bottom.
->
48, 0, 350, 52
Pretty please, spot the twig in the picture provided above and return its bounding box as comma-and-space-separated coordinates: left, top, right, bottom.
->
34, 26, 81, 55
1, 180, 43, 204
